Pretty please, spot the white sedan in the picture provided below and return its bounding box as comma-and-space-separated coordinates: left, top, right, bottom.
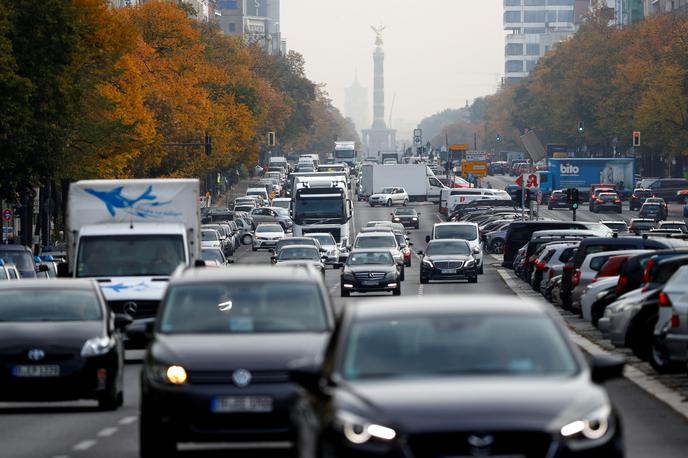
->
252, 223, 286, 251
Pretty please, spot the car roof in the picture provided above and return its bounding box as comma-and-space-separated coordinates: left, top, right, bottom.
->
279, 244, 319, 251
428, 238, 469, 244
434, 222, 478, 227
660, 221, 686, 225
279, 237, 315, 242
349, 295, 547, 320
630, 218, 655, 223
172, 265, 321, 284
350, 248, 396, 253
0, 279, 97, 291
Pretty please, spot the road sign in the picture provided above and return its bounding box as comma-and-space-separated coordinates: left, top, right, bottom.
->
461, 160, 487, 178
449, 144, 470, 151
466, 151, 487, 161
2, 209, 12, 222
516, 173, 538, 188
633, 131, 640, 147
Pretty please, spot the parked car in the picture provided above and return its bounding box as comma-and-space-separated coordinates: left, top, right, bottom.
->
648, 178, 688, 202
0, 259, 20, 281
289, 296, 625, 458
0, 280, 130, 409
340, 249, 402, 296
139, 266, 334, 456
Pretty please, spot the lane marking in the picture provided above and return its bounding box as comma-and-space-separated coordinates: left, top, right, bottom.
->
118, 416, 137, 425
495, 267, 688, 421
97, 427, 119, 437
418, 285, 424, 296
73, 440, 97, 451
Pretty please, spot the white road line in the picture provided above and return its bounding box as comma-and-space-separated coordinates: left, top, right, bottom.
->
118, 416, 138, 425
417, 285, 423, 296
97, 427, 119, 437
495, 267, 688, 421
73, 440, 97, 451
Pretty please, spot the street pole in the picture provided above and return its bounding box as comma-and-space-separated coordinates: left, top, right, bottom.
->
573, 207, 577, 222
521, 182, 525, 221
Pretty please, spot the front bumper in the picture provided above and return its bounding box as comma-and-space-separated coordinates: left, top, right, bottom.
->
420, 264, 477, 281
341, 278, 398, 293
393, 218, 419, 228
253, 238, 279, 249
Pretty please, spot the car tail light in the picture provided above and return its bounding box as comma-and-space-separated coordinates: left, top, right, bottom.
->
572, 270, 581, 287
672, 313, 680, 328
614, 199, 621, 204
632, 194, 637, 198
597, 199, 604, 203
592, 275, 598, 283
616, 275, 628, 296
642, 258, 655, 284
659, 292, 672, 308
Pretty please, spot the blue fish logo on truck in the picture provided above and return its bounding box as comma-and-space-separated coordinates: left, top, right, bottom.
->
85, 185, 181, 219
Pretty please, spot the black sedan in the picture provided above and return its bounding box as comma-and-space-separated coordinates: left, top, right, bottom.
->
547, 190, 570, 209
0, 280, 130, 410
340, 249, 401, 297
139, 267, 334, 457
419, 239, 478, 284
591, 192, 623, 213
290, 296, 625, 458
391, 208, 420, 229
639, 202, 667, 221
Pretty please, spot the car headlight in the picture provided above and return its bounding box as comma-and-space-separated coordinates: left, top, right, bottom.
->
560, 405, 612, 441
146, 363, 188, 386
81, 336, 114, 357
335, 411, 396, 444
411, 217, 418, 220
422, 259, 434, 268
465, 259, 476, 267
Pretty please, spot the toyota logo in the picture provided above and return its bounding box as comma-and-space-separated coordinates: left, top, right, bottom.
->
27, 349, 45, 361
468, 434, 494, 448
123, 301, 138, 315
232, 369, 252, 388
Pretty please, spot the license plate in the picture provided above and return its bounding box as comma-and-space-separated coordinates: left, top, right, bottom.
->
362, 281, 379, 286
441, 269, 457, 274
211, 396, 273, 413
12, 365, 60, 378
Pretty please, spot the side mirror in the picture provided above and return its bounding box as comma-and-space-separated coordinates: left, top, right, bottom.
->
589, 353, 625, 384
425, 235, 431, 243
472, 246, 481, 254
289, 360, 324, 392
227, 258, 235, 264
114, 313, 133, 330
194, 259, 207, 268
321, 256, 328, 262
57, 262, 70, 278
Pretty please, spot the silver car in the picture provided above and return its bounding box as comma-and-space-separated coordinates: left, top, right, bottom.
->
306, 232, 341, 268
653, 265, 688, 369
250, 207, 293, 231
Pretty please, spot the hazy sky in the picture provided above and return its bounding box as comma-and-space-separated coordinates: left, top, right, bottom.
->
281, 0, 504, 134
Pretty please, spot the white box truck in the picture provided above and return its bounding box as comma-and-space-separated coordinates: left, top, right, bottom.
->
64, 179, 200, 347
358, 164, 446, 202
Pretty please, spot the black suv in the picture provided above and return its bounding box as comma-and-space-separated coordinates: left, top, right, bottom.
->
629, 188, 654, 211
648, 178, 688, 202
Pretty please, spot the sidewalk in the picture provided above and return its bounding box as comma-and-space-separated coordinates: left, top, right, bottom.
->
214, 178, 253, 208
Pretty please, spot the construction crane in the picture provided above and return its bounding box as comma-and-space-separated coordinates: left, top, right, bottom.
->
388, 92, 396, 128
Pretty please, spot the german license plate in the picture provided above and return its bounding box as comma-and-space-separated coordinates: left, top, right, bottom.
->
12, 365, 60, 378
211, 396, 273, 413
441, 269, 457, 274
362, 281, 379, 286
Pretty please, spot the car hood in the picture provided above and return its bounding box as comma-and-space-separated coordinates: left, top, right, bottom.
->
152, 333, 329, 371
0, 322, 103, 352
370, 193, 392, 199
345, 264, 398, 275
275, 260, 322, 267
425, 254, 473, 262
340, 376, 607, 433
255, 232, 283, 238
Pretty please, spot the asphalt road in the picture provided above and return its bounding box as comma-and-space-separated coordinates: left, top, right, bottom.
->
1, 194, 687, 457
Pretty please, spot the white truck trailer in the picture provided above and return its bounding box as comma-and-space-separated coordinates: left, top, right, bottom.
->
358, 164, 446, 202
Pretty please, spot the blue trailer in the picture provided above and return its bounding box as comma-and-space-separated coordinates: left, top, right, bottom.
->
545, 158, 635, 201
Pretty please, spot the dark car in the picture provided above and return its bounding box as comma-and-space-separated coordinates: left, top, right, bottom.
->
629, 188, 654, 211
419, 239, 478, 284
628, 218, 656, 233
139, 267, 334, 457
547, 190, 570, 209
0, 280, 130, 409
271, 245, 326, 275
502, 221, 611, 267
340, 249, 401, 297
391, 208, 420, 229
601, 221, 629, 234
648, 178, 688, 202
638, 202, 667, 222
0, 245, 39, 278
273, 237, 321, 256
591, 192, 623, 214
290, 296, 625, 458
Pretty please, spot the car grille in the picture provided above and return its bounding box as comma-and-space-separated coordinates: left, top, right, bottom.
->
354, 272, 386, 280
433, 261, 464, 270
407, 431, 552, 457
108, 300, 159, 319
188, 370, 290, 385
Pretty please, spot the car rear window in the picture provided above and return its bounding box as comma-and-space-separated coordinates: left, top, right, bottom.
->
575, 244, 637, 268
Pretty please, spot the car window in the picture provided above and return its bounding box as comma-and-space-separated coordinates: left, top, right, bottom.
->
256, 224, 282, 233
201, 249, 224, 263
589, 255, 611, 271
278, 247, 320, 261
341, 314, 578, 380
435, 225, 478, 241
355, 235, 397, 248
426, 241, 470, 256
160, 282, 327, 334
347, 252, 394, 265
0, 290, 102, 321
0, 250, 34, 271
202, 230, 219, 241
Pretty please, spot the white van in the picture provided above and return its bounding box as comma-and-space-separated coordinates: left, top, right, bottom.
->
246, 187, 270, 203
440, 189, 510, 215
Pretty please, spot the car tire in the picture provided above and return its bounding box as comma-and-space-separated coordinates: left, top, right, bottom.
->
340, 287, 350, 297
369, 203, 375, 207
387, 199, 392, 207
393, 285, 401, 296
649, 342, 682, 374
98, 387, 122, 411
403, 199, 408, 207
420, 276, 429, 284
490, 239, 504, 254
477, 264, 484, 275
242, 234, 252, 245
469, 276, 478, 283
139, 407, 176, 458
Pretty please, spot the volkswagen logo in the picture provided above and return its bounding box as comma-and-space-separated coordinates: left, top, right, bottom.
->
27, 349, 45, 361
123, 301, 138, 315
232, 369, 252, 388
468, 434, 494, 448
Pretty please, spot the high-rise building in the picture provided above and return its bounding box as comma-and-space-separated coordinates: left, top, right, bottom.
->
344, 75, 369, 136
503, 0, 581, 84
216, 0, 284, 54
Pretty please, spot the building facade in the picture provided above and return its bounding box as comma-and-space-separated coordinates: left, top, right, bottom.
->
344, 76, 369, 136
216, 0, 284, 55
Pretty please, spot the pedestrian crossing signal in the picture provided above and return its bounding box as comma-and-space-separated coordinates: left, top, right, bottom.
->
633, 131, 640, 147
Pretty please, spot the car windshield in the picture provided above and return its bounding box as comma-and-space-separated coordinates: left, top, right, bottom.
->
310, 235, 334, 246
0, 290, 102, 321
395, 208, 416, 215
662, 224, 687, 232
435, 225, 478, 240
427, 241, 471, 256
272, 207, 289, 216
201, 249, 224, 263
77, 235, 185, 277
342, 314, 578, 380
272, 200, 290, 209
347, 251, 394, 266
0, 250, 34, 271
631, 222, 655, 230
234, 206, 253, 212
160, 282, 327, 334
604, 222, 628, 232
278, 247, 320, 261
635, 190, 652, 197
381, 187, 395, 193
256, 224, 282, 233
202, 230, 219, 241
355, 235, 396, 248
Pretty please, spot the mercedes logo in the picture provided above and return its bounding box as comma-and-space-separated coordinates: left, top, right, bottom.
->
123, 301, 138, 315
468, 433, 494, 448
368, 272, 374, 278
27, 349, 45, 361
232, 369, 252, 388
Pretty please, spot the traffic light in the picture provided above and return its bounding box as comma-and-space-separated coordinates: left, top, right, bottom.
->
496, 133, 501, 142
577, 121, 584, 133
570, 188, 579, 210
267, 131, 276, 147
633, 131, 640, 147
